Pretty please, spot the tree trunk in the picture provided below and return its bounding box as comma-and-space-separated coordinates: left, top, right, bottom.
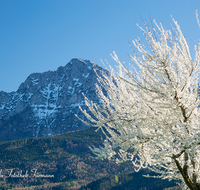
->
173, 156, 200, 190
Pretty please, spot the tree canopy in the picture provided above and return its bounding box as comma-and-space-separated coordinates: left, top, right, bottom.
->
78, 12, 200, 190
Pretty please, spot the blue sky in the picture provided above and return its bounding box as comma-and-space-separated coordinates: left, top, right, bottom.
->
0, 0, 200, 92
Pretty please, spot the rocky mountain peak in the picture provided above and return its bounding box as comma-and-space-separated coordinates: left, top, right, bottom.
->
0, 59, 107, 142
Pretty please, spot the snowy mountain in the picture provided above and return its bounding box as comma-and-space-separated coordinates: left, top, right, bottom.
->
0, 58, 108, 142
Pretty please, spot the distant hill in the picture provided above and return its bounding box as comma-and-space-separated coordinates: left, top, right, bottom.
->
0, 127, 180, 190
0, 127, 135, 189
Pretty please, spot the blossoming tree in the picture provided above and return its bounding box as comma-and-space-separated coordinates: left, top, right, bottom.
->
78, 13, 200, 190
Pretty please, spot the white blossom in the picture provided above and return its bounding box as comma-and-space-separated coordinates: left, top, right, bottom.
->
78, 13, 200, 190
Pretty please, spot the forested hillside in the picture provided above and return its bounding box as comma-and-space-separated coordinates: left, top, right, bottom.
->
0, 127, 179, 190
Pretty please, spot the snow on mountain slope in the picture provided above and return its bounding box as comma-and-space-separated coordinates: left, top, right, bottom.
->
0, 58, 108, 142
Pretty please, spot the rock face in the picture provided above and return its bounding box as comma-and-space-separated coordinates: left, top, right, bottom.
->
0, 59, 107, 142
